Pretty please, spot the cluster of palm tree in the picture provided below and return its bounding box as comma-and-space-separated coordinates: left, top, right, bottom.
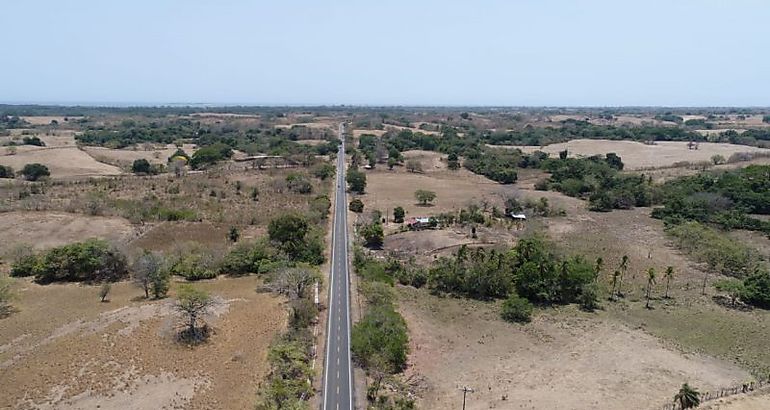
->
674, 383, 700, 409
605, 255, 675, 309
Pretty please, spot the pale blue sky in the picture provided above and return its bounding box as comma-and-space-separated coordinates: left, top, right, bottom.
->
1, 0, 768, 106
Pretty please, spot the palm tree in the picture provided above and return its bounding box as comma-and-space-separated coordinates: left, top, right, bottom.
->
610, 270, 621, 301
594, 257, 604, 283
645, 268, 656, 309
674, 383, 700, 409
617, 255, 629, 298
664, 266, 674, 299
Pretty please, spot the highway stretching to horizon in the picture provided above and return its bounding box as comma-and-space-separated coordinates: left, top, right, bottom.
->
323, 123, 354, 410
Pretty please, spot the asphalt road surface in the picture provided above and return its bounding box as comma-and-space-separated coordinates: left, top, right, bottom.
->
323, 123, 353, 410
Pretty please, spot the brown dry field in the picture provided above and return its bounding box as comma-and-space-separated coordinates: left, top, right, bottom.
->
82, 144, 199, 168
0, 146, 123, 178
352, 129, 387, 138
399, 288, 749, 410
0, 211, 138, 257
358, 150, 510, 218
0, 276, 285, 409
506, 139, 770, 170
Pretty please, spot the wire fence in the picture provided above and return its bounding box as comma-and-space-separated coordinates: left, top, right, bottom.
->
661, 377, 770, 410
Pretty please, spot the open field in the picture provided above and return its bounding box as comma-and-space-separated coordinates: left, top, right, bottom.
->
82, 144, 199, 168
0, 146, 123, 178
399, 287, 750, 410
358, 150, 510, 217
0, 211, 138, 256
0, 276, 285, 410
506, 139, 770, 170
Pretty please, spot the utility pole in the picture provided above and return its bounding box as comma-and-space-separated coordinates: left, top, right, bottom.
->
459, 386, 474, 410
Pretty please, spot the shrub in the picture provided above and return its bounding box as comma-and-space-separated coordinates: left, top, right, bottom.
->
349, 198, 364, 213
360, 223, 384, 248
149, 267, 171, 299
501, 293, 533, 323
312, 163, 335, 180
666, 221, 761, 277
219, 240, 274, 275
405, 159, 423, 173
131, 158, 152, 174
0, 165, 14, 178
346, 169, 367, 193
21, 163, 50, 181
286, 173, 313, 194
393, 206, 405, 223
414, 189, 436, 205
12, 239, 128, 283
189, 143, 233, 169
742, 270, 770, 309
170, 250, 219, 280
0, 276, 14, 317
351, 305, 409, 373
22, 136, 45, 146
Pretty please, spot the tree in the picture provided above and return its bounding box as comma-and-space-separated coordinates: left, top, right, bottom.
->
664, 266, 674, 299
346, 169, 367, 193
175, 284, 216, 341
605, 153, 624, 170
610, 270, 621, 301
131, 158, 152, 174
447, 153, 460, 170
268, 213, 310, 259
742, 269, 770, 308
714, 278, 745, 306
594, 257, 604, 282
674, 383, 700, 409
312, 163, 335, 180
148, 266, 171, 299
645, 268, 656, 309
270, 266, 320, 299
617, 255, 629, 298
228, 226, 240, 242
20, 163, 50, 181
711, 154, 726, 165
393, 206, 405, 223
0, 165, 14, 178
360, 223, 384, 248
132, 251, 163, 298
99, 283, 111, 302
405, 159, 423, 173
349, 198, 364, 213
414, 190, 436, 206
387, 157, 397, 170
501, 293, 533, 323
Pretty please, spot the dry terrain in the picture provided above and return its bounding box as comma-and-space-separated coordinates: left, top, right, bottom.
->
0, 211, 138, 256
505, 139, 770, 170
400, 287, 750, 410
0, 276, 285, 410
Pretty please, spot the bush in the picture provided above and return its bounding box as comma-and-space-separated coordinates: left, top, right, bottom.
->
22, 136, 45, 146
501, 293, 533, 323
286, 173, 313, 194
349, 198, 364, 213
666, 221, 761, 277
347, 169, 367, 193
0, 165, 13, 178
312, 163, 335, 180
393, 206, 405, 223
189, 144, 233, 169
351, 304, 409, 373
414, 189, 436, 205
170, 249, 219, 280
219, 240, 274, 275
742, 270, 770, 309
0, 276, 14, 317
21, 163, 50, 181
360, 223, 384, 248
11, 239, 128, 283
131, 158, 152, 174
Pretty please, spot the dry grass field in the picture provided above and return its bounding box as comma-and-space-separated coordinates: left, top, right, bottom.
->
507, 139, 770, 170
0, 276, 285, 409
399, 288, 750, 410
82, 144, 198, 168
357, 150, 510, 218
0, 146, 123, 178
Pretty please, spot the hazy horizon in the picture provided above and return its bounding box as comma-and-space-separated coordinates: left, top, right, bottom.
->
2, 0, 769, 106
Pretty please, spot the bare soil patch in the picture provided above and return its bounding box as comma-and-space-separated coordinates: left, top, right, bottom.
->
0, 211, 137, 256
0, 276, 285, 410
0, 146, 122, 178
399, 287, 750, 410
507, 139, 770, 170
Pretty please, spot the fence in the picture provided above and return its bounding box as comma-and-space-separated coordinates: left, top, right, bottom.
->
661, 377, 770, 410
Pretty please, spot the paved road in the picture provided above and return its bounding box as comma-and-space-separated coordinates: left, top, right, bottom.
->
323, 123, 353, 410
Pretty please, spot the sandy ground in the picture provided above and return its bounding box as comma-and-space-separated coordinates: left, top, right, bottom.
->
399, 288, 751, 410
506, 139, 770, 170
0, 211, 138, 256
0, 276, 285, 410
